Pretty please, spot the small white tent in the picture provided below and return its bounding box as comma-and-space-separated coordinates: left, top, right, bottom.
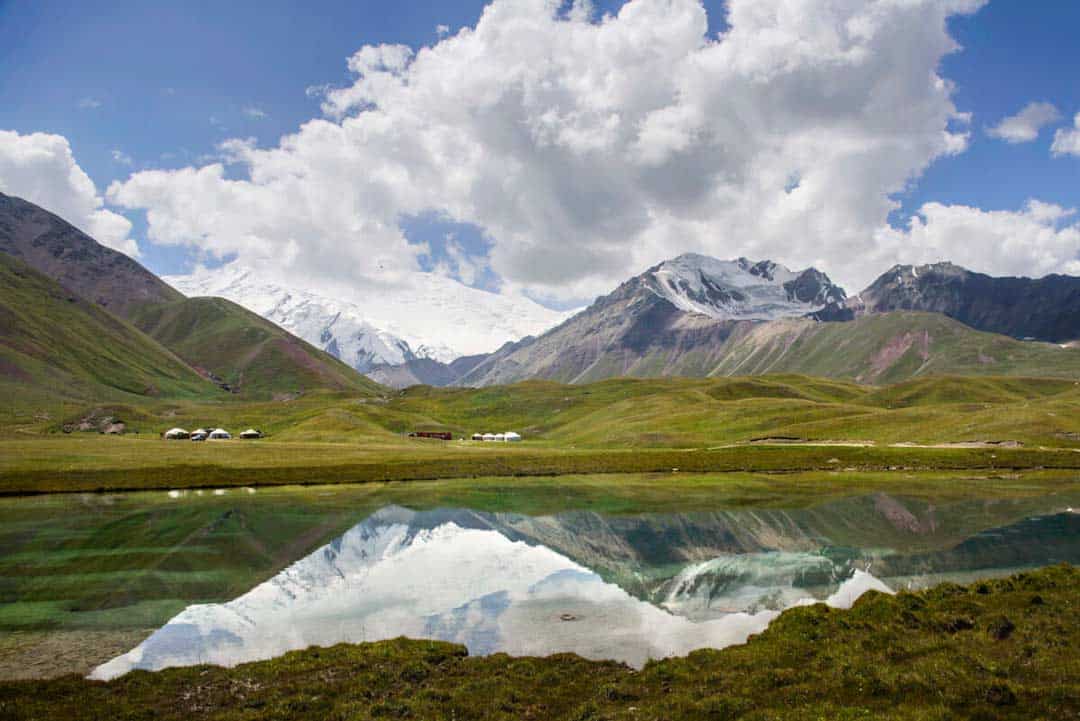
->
208, 428, 231, 440
482, 433, 496, 441
504, 431, 522, 442
163, 428, 189, 440
239, 429, 262, 439
190, 429, 208, 442
493, 433, 506, 441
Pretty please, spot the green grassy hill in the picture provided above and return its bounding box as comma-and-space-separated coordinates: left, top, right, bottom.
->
130, 297, 384, 399
0, 253, 215, 403
146, 372, 1074, 450
710, 312, 1080, 383
345, 373, 1080, 448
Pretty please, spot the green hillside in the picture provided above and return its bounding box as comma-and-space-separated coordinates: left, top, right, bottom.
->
0, 253, 215, 403
710, 312, 1080, 383
130, 296, 383, 399
342, 373, 1080, 448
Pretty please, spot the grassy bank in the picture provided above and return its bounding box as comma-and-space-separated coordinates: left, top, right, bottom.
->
2, 435, 1080, 494
2, 564, 1076, 720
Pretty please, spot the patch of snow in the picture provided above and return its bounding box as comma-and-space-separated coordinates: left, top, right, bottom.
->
643, 254, 843, 320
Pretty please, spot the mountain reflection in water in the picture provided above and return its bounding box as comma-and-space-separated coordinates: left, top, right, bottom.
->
92, 499, 1080, 680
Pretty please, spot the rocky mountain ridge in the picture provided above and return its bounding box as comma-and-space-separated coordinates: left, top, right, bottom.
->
845, 261, 1080, 343
374, 254, 1080, 388
0, 192, 182, 319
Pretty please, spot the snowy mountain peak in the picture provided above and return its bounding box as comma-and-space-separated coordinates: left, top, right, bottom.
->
165, 264, 575, 371
643, 255, 846, 320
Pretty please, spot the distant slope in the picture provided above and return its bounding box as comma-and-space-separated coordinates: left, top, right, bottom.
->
130, 297, 384, 398
709, 312, 1080, 384
0, 192, 181, 319
850, 262, 1080, 343
366, 354, 490, 388
0, 253, 214, 400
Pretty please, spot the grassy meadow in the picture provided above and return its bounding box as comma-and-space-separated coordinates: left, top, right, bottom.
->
2, 374, 1080, 494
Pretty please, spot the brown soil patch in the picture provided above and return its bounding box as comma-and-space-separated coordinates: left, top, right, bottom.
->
0, 628, 156, 680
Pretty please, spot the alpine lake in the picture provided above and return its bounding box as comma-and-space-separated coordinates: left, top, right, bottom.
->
1, 471, 1078, 681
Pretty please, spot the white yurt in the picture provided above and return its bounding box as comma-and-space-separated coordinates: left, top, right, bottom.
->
482, 433, 496, 441
471, 433, 484, 441
504, 431, 522, 442
208, 428, 232, 440
493, 433, 506, 441
239, 429, 263, 439
163, 428, 189, 440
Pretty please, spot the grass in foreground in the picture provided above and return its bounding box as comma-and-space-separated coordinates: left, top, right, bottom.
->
1, 564, 1076, 720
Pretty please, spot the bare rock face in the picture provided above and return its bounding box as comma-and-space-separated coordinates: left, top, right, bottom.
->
0, 192, 182, 319
851, 262, 1080, 343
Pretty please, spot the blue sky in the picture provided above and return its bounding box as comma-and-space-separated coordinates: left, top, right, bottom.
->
898, 2, 1080, 216
1, 0, 1079, 302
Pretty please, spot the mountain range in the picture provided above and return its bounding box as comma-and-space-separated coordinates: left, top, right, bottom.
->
2, 191, 1080, 399
164, 263, 573, 370
383, 253, 1080, 387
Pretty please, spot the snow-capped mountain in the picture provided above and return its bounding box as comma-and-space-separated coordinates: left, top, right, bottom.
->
165, 264, 575, 371
644, 254, 846, 320
450, 254, 851, 386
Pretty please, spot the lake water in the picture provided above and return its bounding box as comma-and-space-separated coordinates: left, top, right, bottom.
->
87, 491, 1080, 679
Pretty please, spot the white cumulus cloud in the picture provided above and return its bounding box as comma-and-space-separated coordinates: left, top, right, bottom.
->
107, 0, 1006, 299
987, 101, 1060, 144
0, 130, 139, 257
874, 200, 1080, 278
1051, 112, 1080, 157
